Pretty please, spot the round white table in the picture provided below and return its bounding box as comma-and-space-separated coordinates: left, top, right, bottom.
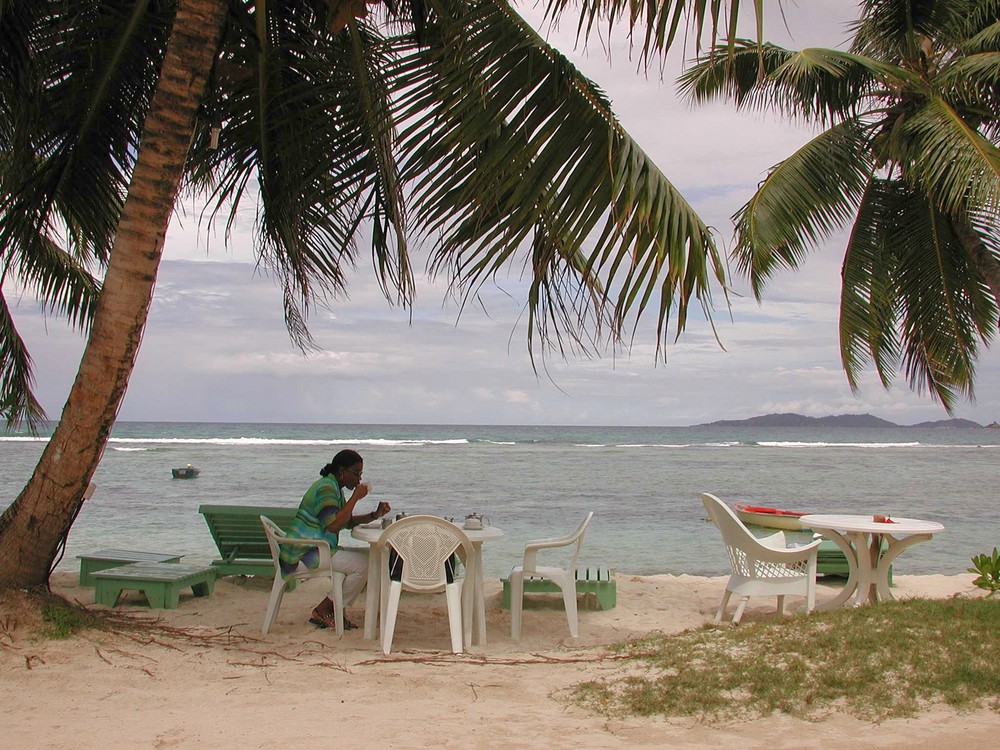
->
800, 514, 944, 608
351, 522, 504, 647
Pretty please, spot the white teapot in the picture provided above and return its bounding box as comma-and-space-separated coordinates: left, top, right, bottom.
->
464, 513, 485, 530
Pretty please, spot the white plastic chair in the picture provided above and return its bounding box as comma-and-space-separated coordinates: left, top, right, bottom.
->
377, 515, 473, 655
701, 493, 821, 624
509, 511, 594, 639
260, 515, 346, 636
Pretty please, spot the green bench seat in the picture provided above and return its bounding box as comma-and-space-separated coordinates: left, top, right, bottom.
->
198, 504, 298, 577
816, 538, 892, 585
77, 549, 183, 586
501, 567, 617, 611
92, 562, 216, 609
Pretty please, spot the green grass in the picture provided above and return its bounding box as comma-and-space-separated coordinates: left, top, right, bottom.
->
572, 597, 1000, 723
39, 597, 98, 639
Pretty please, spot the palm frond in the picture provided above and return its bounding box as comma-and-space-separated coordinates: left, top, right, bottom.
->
681, 42, 910, 125
839, 178, 902, 392
938, 50, 1000, 139
893, 189, 996, 409
841, 178, 996, 411
961, 19, 1000, 53
0, 293, 45, 429
0, 0, 169, 266
186, 4, 412, 349
394, 0, 725, 355
850, 0, 963, 60
900, 95, 1000, 217
732, 119, 873, 298
541, 0, 764, 65
0, 0, 161, 426
8, 235, 101, 330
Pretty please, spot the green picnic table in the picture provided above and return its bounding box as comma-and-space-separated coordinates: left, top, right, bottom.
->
92, 562, 217, 609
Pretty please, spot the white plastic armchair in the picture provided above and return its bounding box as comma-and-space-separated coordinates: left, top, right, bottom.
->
509, 511, 594, 639
260, 515, 346, 635
377, 515, 473, 655
701, 493, 821, 624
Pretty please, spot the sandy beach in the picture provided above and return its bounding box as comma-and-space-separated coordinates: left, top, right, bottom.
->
2, 571, 996, 749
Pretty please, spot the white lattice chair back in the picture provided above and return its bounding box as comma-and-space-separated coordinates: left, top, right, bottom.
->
702, 493, 821, 624
704, 495, 805, 578
378, 515, 471, 591
377, 516, 473, 654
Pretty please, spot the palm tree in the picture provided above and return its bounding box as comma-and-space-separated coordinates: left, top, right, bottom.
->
0, 0, 739, 587
679, 0, 1000, 411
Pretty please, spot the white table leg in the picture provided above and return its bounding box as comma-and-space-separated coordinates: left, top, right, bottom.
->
362, 542, 380, 641
850, 531, 878, 605
813, 530, 861, 610
874, 533, 932, 601
467, 541, 487, 647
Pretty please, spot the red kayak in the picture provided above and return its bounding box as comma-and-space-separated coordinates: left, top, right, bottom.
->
733, 503, 807, 531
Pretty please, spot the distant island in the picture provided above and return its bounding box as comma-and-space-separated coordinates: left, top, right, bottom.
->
698, 412, 992, 429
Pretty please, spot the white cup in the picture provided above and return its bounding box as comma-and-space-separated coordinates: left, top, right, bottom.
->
362, 479, 375, 492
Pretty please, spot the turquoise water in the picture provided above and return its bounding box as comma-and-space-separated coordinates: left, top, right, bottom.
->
2, 422, 998, 578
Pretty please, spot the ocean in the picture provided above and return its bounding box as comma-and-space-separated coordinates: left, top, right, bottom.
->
2, 422, 998, 580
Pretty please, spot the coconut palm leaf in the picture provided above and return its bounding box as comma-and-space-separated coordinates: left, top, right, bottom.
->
680, 40, 917, 123
689, 0, 1000, 412
0, 0, 168, 264
891, 188, 995, 407
544, 0, 764, 64
839, 178, 903, 392
0, 295, 44, 427
394, 0, 723, 353
0, 0, 163, 425
901, 95, 1000, 216
185, 4, 413, 350
938, 49, 1000, 139
840, 178, 996, 409
732, 120, 873, 297
849, 0, 960, 57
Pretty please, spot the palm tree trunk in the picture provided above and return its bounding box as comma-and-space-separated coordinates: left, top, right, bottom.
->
0, 0, 228, 588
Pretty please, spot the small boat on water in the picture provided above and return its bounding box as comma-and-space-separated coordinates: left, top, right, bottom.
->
732, 502, 808, 531
171, 465, 201, 479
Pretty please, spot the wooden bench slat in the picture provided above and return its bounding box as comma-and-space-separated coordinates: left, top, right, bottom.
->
77, 549, 183, 586
199, 504, 297, 577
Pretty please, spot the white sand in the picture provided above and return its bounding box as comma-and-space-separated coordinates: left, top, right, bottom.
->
2, 572, 996, 749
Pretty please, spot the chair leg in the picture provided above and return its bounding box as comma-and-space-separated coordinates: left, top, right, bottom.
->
715, 590, 733, 622
559, 577, 579, 638
262, 576, 287, 634
445, 581, 464, 654
776, 594, 786, 616
732, 596, 749, 624
509, 571, 524, 639
381, 580, 403, 655
331, 571, 346, 637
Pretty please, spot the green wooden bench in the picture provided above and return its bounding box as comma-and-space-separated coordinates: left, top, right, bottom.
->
816, 539, 892, 585
77, 549, 184, 586
198, 504, 298, 577
501, 567, 617, 611
92, 563, 216, 609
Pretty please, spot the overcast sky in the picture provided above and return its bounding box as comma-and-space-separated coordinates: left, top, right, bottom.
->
7, 1, 1000, 427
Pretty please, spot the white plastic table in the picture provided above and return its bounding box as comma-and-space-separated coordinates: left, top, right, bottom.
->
350, 523, 504, 647
800, 514, 944, 608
